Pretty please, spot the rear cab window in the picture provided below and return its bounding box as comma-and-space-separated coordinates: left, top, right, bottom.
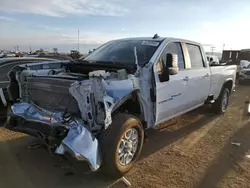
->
186, 44, 205, 68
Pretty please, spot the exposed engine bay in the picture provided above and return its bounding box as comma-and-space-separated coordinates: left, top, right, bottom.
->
5, 61, 154, 170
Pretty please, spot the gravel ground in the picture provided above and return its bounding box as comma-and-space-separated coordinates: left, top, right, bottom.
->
0, 84, 250, 188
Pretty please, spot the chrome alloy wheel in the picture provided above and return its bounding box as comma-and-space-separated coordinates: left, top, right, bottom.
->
221, 90, 229, 112
117, 127, 139, 166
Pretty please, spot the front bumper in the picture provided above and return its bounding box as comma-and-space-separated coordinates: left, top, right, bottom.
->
5, 102, 101, 171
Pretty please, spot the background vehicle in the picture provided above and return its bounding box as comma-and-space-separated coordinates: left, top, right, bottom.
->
238, 64, 250, 84
0, 57, 62, 120
238, 60, 250, 71
3, 37, 236, 177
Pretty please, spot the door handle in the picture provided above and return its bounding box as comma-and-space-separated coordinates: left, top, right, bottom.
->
183, 76, 189, 81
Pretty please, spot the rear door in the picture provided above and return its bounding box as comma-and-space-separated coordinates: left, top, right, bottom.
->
183, 43, 211, 108
154, 42, 190, 125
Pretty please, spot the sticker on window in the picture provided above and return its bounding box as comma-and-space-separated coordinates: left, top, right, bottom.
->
141, 41, 160, 47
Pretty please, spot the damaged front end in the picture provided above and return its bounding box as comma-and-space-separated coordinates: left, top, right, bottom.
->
4, 61, 146, 171
6, 102, 101, 170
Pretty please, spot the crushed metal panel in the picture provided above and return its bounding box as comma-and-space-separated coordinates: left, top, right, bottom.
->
69, 80, 93, 125
70, 75, 140, 130
9, 102, 101, 171
56, 120, 101, 171
104, 79, 138, 100
10, 102, 63, 124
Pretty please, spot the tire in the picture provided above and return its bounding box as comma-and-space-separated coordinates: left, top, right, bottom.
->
99, 113, 144, 178
212, 87, 230, 114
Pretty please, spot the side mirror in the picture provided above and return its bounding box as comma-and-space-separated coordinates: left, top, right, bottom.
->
167, 53, 179, 75
157, 59, 169, 82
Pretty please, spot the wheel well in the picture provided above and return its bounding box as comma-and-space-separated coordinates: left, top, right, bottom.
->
223, 80, 233, 92
114, 97, 141, 116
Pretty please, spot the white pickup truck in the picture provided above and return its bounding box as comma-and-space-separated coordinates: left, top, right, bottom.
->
3, 37, 236, 177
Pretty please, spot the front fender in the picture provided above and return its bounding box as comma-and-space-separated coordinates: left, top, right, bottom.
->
102, 78, 139, 128
70, 76, 140, 130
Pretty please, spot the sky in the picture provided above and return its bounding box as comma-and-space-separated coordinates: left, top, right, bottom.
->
0, 0, 250, 53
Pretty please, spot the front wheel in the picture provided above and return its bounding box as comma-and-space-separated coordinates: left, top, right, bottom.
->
212, 87, 230, 114
99, 113, 144, 178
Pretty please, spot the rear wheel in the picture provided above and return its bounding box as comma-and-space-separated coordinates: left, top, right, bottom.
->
212, 87, 230, 114
99, 113, 144, 178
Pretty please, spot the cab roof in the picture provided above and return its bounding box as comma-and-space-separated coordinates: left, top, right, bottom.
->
113, 37, 201, 46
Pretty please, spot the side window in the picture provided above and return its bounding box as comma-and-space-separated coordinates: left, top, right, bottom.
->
165, 42, 185, 69
186, 44, 204, 68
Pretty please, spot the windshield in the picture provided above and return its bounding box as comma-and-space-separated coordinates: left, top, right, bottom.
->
83, 40, 161, 67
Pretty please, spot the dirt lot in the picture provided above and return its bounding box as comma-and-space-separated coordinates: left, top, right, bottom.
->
1, 84, 250, 188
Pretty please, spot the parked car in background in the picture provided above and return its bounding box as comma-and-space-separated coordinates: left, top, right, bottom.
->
238, 63, 250, 84
37, 54, 73, 61
0, 57, 61, 119
3, 37, 236, 178
0, 52, 5, 58
235, 60, 250, 78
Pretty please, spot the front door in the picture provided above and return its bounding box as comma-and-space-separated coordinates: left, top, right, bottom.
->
154, 42, 189, 125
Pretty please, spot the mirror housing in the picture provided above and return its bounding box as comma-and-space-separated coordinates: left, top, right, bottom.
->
157, 59, 169, 82
157, 53, 179, 82
167, 53, 179, 75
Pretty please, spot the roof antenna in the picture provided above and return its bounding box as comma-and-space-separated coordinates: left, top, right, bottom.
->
153, 33, 159, 39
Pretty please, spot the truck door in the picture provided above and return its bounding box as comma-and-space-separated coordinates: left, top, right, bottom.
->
183, 43, 210, 108
154, 42, 190, 125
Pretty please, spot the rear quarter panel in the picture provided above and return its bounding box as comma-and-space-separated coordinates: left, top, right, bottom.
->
210, 65, 236, 99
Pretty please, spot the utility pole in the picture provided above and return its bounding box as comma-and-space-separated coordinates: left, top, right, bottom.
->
77, 30, 80, 52
210, 46, 216, 55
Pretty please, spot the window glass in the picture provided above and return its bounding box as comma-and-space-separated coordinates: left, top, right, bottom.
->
186, 44, 204, 68
165, 43, 185, 69
84, 40, 161, 67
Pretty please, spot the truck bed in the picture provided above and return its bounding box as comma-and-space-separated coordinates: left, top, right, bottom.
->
210, 65, 237, 99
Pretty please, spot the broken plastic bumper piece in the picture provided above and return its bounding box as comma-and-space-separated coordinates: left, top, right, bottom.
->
6, 102, 101, 171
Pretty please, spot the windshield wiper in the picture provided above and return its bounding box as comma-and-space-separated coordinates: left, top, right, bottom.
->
77, 59, 90, 63
93, 61, 136, 69
75, 59, 137, 72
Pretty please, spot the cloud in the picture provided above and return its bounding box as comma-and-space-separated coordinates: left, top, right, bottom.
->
0, 30, 125, 49
0, 16, 16, 21
0, 0, 129, 17
37, 25, 61, 31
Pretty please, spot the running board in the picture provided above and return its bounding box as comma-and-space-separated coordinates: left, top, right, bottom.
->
205, 95, 215, 104
206, 100, 215, 104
